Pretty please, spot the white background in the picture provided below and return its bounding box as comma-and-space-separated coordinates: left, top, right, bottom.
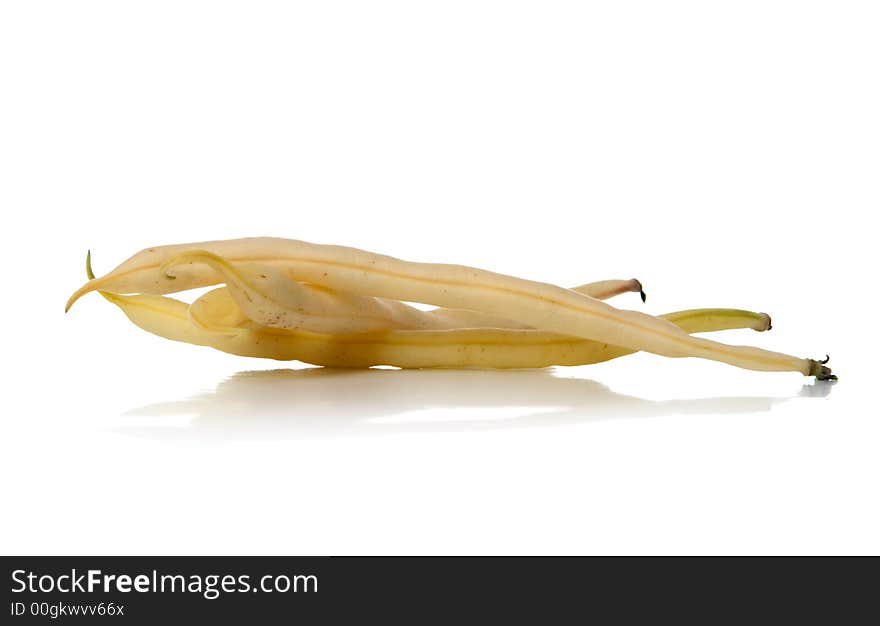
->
1, 2, 877, 555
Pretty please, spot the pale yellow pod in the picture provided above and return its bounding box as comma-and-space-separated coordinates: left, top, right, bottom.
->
103, 280, 772, 369
67, 238, 833, 377
164, 250, 646, 333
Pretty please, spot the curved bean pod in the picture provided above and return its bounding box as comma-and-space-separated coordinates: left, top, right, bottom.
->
163, 250, 644, 333
105, 285, 773, 369
67, 238, 832, 377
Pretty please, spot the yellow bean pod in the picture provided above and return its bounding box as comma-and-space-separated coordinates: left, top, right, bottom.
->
164, 250, 646, 333
102, 285, 771, 369
68, 238, 831, 377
